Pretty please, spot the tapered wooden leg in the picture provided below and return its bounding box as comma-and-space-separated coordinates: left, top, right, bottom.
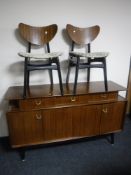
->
19, 148, 26, 161
110, 133, 114, 145
106, 133, 115, 144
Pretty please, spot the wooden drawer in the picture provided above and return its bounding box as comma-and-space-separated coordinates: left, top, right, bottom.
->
19, 96, 86, 110
19, 92, 118, 111
87, 92, 118, 104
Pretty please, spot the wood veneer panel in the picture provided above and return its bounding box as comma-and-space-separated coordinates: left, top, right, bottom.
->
5, 81, 126, 100
72, 105, 101, 137
42, 108, 72, 141
100, 101, 126, 134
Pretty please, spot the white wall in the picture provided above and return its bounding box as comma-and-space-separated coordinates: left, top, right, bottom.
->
0, 0, 131, 136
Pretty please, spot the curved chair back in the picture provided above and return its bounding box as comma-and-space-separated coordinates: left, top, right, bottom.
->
19, 23, 58, 46
66, 24, 100, 45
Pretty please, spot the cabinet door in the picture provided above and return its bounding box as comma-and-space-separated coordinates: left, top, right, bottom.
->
72, 105, 101, 138
7, 111, 44, 147
42, 108, 72, 142
100, 101, 126, 134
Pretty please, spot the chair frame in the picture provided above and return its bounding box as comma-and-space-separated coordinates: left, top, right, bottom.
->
19, 23, 63, 98
66, 24, 108, 95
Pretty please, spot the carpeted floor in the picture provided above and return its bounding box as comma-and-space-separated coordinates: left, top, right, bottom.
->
0, 117, 131, 175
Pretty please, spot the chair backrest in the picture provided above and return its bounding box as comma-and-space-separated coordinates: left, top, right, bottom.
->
66, 24, 100, 52
19, 23, 58, 52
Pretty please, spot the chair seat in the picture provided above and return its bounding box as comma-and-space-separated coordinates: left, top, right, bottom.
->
69, 51, 109, 59
18, 52, 63, 59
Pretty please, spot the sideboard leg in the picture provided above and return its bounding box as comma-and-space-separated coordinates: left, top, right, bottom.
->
110, 133, 114, 145
19, 148, 26, 161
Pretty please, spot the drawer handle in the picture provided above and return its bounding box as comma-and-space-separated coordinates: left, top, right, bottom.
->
35, 114, 42, 120
71, 97, 76, 102
102, 108, 108, 113
35, 100, 41, 105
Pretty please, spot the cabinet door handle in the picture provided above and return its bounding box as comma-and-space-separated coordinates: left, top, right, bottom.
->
102, 108, 108, 113
71, 97, 76, 102
35, 100, 41, 105
35, 114, 42, 120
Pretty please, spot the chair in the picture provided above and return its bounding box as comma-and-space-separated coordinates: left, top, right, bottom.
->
18, 23, 63, 98
66, 24, 109, 95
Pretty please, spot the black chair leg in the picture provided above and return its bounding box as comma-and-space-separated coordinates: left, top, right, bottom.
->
23, 58, 28, 98
23, 78, 27, 98
73, 57, 80, 95
27, 70, 30, 88
49, 58, 53, 90
87, 67, 90, 82
87, 59, 91, 82
66, 60, 71, 84
56, 58, 64, 96
103, 58, 108, 91
49, 69, 53, 92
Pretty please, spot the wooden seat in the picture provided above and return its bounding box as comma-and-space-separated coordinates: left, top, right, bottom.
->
66, 24, 109, 95
18, 23, 63, 98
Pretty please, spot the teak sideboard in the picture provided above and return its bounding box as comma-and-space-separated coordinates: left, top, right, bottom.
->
6, 81, 127, 160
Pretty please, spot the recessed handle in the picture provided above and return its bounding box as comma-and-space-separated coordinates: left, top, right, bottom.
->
102, 108, 108, 113
35, 100, 41, 105
71, 97, 76, 102
35, 114, 42, 120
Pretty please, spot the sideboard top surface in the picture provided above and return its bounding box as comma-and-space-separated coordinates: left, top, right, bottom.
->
5, 81, 126, 100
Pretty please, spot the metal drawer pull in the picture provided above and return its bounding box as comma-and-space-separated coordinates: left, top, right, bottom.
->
35, 114, 42, 120
71, 97, 76, 102
102, 108, 108, 113
35, 100, 41, 105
